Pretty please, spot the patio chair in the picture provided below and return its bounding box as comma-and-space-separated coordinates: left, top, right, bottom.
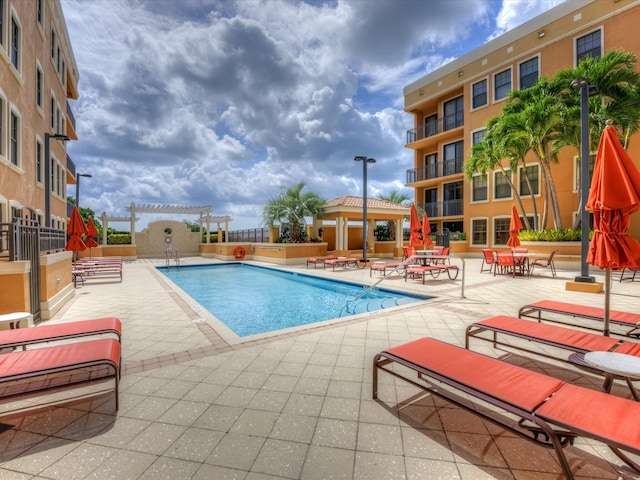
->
529, 250, 558, 277
402, 246, 416, 262
494, 251, 516, 277
620, 267, 640, 282
432, 247, 450, 265
480, 249, 496, 273
373, 337, 640, 480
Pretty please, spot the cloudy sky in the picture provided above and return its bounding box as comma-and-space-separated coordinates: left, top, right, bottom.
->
60, 0, 564, 230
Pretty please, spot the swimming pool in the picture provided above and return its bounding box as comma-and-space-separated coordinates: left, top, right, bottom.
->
157, 263, 428, 337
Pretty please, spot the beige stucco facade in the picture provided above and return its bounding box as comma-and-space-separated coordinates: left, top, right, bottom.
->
404, 0, 640, 254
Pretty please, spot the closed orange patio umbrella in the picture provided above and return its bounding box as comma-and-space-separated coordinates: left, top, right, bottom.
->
586, 122, 640, 335
422, 212, 433, 247
66, 207, 87, 255
85, 217, 100, 256
409, 204, 422, 247
507, 204, 523, 248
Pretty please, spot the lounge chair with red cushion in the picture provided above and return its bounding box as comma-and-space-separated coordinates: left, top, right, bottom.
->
0, 338, 121, 410
369, 262, 404, 277
306, 256, 337, 269
323, 257, 359, 271
373, 337, 640, 480
0, 317, 122, 351
518, 300, 640, 337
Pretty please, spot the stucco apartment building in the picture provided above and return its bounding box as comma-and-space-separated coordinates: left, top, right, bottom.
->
403, 0, 640, 253
0, 0, 79, 319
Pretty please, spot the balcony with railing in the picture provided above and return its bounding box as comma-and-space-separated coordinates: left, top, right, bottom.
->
418, 200, 464, 218
406, 158, 464, 184
406, 111, 464, 144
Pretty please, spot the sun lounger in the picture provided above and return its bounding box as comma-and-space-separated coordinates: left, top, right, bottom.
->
306, 256, 337, 269
75, 263, 123, 282
373, 337, 640, 479
518, 300, 640, 337
0, 338, 121, 410
0, 317, 121, 351
369, 262, 405, 277
404, 264, 459, 282
323, 257, 359, 271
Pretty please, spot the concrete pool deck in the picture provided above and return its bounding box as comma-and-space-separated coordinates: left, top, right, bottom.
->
1, 256, 639, 479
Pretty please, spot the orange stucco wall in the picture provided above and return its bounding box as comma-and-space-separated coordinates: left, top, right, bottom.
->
0, 262, 30, 314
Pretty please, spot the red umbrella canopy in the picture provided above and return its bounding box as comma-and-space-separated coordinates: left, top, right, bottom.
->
409, 204, 422, 247
422, 212, 433, 246
66, 207, 87, 252
586, 124, 640, 269
506, 204, 523, 247
84, 217, 100, 248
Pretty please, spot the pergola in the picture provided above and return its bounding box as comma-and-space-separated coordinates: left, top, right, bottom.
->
314, 196, 410, 252
99, 203, 232, 244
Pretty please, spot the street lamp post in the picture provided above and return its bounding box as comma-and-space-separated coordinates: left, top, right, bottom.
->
354, 156, 376, 262
75, 173, 92, 208
44, 133, 70, 227
570, 77, 595, 283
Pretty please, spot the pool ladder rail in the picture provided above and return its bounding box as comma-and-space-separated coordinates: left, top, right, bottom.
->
165, 246, 180, 269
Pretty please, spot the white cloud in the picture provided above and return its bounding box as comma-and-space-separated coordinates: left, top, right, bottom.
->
61, 0, 559, 229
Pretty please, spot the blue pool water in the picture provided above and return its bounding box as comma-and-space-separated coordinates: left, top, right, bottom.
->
157, 263, 427, 337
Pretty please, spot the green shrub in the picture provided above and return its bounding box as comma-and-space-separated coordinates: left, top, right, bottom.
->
518, 228, 591, 242
107, 233, 131, 245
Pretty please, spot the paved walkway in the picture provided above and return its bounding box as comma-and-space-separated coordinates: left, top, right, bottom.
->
1, 255, 639, 479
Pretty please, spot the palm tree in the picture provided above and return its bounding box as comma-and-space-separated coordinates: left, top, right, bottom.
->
262, 182, 325, 242
377, 190, 411, 240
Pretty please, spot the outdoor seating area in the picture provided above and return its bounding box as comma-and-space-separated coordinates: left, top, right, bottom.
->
620, 267, 640, 282
2, 256, 640, 479
373, 337, 640, 480
306, 256, 337, 269
73, 256, 124, 285
0, 317, 122, 411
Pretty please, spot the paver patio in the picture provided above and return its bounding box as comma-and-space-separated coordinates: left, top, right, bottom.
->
0, 256, 638, 479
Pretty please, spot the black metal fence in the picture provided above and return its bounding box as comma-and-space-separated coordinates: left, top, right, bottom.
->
403, 228, 450, 247
228, 228, 269, 243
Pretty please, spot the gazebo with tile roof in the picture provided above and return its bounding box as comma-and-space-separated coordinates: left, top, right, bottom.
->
313, 196, 410, 256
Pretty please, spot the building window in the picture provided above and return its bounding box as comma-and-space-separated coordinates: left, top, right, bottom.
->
10, 15, 21, 71
471, 218, 488, 246
494, 68, 512, 101
472, 129, 486, 146
0, 96, 4, 158
472, 175, 488, 202
519, 57, 539, 89
443, 140, 463, 176
50, 157, 55, 193
494, 170, 512, 199
494, 217, 510, 245
424, 152, 437, 179
37, 0, 43, 26
424, 188, 438, 217
443, 96, 463, 131
36, 138, 43, 183
50, 95, 55, 128
472, 79, 488, 109
51, 29, 56, 59
424, 113, 438, 137
0, 0, 4, 48
443, 181, 463, 216
577, 30, 601, 63
36, 64, 43, 108
10, 110, 19, 166
519, 164, 539, 196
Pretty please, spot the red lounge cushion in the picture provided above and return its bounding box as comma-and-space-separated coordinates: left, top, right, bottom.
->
477, 316, 620, 352
385, 338, 564, 411
528, 301, 640, 326
536, 383, 640, 450
0, 318, 121, 347
0, 339, 120, 380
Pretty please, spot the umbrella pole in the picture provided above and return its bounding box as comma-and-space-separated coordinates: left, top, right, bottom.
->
604, 267, 611, 336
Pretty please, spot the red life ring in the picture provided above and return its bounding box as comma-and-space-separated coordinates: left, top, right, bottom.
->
233, 246, 246, 259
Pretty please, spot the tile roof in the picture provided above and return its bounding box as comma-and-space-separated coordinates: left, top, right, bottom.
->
324, 196, 409, 210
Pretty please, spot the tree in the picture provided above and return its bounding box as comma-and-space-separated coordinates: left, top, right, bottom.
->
262, 182, 325, 242
377, 190, 411, 240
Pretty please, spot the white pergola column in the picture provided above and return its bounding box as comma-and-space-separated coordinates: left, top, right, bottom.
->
129, 204, 136, 244
395, 220, 403, 250
101, 212, 108, 246
224, 219, 229, 242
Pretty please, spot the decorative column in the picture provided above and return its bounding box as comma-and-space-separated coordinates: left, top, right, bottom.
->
101, 212, 108, 245
129, 202, 136, 245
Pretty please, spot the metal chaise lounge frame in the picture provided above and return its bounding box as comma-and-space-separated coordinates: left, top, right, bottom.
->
518, 300, 640, 337
465, 315, 640, 399
373, 337, 640, 480
323, 257, 359, 271
0, 338, 121, 410
0, 317, 122, 351
306, 256, 337, 269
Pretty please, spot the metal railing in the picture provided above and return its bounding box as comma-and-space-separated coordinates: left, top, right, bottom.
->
406, 111, 464, 144
406, 158, 463, 184
228, 228, 269, 243
414, 201, 463, 218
